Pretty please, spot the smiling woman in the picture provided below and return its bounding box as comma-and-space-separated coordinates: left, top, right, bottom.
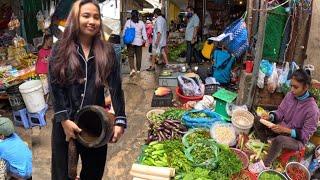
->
49, 0, 127, 180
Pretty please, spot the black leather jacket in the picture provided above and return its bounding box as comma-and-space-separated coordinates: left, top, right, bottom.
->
49, 42, 127, 128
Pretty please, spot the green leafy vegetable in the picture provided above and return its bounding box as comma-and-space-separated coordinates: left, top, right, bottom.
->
162, 108, 187, 120
259, 171, 285, 180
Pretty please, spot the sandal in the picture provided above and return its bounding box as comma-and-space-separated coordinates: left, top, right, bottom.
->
146, 66, 155, 71
248, 160, 269, 174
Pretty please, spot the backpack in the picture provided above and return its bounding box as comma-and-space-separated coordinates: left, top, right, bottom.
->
123, 20, 135, 44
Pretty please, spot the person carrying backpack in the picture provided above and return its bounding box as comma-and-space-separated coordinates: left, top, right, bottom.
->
123, 10, 148, 77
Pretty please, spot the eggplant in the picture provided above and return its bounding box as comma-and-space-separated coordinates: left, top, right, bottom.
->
163, 122, 176, 130
163, 128, 171, 135
159, 131, 166, 140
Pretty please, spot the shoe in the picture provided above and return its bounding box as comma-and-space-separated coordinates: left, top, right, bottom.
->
146, 66, 155, 71
129, 69, 136, 76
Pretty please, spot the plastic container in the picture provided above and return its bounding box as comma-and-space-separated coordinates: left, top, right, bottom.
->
258, 170, 287, 180
230, 148, 250, 170
5, 82, 26, 111
210, 122, 236, 146
285, 162, 311, 180
19, 80, 45, 113
175, 87, 203, 104
231, 109, 254, 134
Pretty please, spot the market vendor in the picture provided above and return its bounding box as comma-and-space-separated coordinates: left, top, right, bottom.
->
0, 117, 32, 180
249, 69, 320, 173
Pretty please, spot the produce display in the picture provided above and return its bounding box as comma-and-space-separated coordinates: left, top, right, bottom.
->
168, 43, 187, 61
286, 165, 308, 180
155, 87, 171, 97
259, 171, 285, 180
140, 141, 168, 167
146, 109, 188, 143
182, 128, 210, 147
136, 107, 313, 180
210, 123, 236, 146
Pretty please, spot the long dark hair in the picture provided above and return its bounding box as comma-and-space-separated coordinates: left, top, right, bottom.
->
51, 0, 115, 86
41, 34, 53, 48
131, 10, 139, 23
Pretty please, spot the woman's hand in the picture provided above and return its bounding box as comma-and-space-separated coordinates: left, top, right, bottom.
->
61, 120, 82, 142
260, 113, 269, 121
110, 125, 125, 143
270, 124, 291, 134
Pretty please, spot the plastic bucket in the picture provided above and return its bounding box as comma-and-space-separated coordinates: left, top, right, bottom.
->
6, 82, 26, 111
19, 80, 45, 113
245, 61, 254, 73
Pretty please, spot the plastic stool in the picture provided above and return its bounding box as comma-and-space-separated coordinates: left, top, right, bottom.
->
12, 108, 30, 129
27, 105, 48, 127
278, 148, 305, 166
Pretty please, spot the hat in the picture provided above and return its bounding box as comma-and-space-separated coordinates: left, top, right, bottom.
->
0, 117, 14, 137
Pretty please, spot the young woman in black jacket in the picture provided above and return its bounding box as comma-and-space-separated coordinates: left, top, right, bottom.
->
49, 1, 127, 179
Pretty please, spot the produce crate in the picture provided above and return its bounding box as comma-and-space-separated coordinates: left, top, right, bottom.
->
158, 72, 185, 87
151, 92, 173, 107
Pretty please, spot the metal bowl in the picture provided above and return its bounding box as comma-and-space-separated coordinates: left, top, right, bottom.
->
258, 170, 288, 180
285, 162, 311, 180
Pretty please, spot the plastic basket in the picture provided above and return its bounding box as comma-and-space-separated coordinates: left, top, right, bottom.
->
231, 109, 254, 134
175, 87, 203, 104
204, 84, 218, 95
210, 122, 236, 146
230, 148, 250, 170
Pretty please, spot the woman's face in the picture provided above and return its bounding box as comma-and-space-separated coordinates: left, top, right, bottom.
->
290, 77, 308, 97
79, 3, 101, 37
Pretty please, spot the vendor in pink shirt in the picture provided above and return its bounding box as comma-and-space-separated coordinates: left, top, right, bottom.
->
35, 34, 53, 74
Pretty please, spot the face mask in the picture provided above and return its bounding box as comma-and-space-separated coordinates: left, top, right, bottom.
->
187, 12, 193, 18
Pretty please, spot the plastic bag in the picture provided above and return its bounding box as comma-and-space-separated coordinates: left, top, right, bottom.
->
267, 63, 278, 93
182, 109, 223, 129
260, 59, 273, 77
177, 76, 203, 97
194, 95, 215, 110
278, 62, 289, 88
257, 70, 265, 89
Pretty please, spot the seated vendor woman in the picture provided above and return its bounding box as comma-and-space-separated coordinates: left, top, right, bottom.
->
249, 69, 320, 173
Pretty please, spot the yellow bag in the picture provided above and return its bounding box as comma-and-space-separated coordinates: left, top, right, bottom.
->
201, 40, 215, 59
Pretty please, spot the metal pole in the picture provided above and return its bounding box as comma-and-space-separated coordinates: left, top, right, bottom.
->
246, 0, 267, 109
246, 0, 254, 44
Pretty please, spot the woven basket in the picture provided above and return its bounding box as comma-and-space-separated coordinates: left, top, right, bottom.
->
146, 109, 165, 121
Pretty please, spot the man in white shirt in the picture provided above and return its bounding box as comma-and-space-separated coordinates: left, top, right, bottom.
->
147, 8, 168, 71
185, 6, 200, 67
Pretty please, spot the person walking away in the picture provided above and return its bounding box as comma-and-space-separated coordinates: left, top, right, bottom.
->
146, 19, 153, 62
49, 1, 127, 179
147, 8, 168, 71
123, 10, 148, 76
185, 6, 200, 68
249, 69, 320, 173
35, 34, 53, 75
0, 117, 32, 180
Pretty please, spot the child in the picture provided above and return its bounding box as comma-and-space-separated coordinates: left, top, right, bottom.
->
35, 34, 53, 74
0, 117, 32, 180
